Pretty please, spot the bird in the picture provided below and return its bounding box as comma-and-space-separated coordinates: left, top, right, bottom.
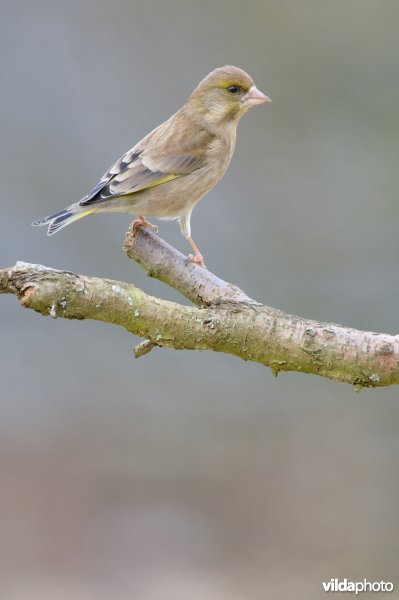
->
32, 66, 270, 268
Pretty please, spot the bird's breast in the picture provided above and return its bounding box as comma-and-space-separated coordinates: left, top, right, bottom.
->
205, 131, 236, 177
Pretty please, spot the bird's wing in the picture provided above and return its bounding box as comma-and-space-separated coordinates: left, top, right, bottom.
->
79, 129, 211, 206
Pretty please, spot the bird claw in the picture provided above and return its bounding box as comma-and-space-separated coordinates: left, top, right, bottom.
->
132, 216, 158, 233
147, 222, 159, 233
188, 253, 206, 269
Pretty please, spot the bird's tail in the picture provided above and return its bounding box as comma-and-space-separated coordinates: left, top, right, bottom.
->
32, 204, 96, 235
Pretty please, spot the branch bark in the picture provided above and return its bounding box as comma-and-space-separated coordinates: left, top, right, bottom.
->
1, 227, 398, 388
123, 226, 258, 306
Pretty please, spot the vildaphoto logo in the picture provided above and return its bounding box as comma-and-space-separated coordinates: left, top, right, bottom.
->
322, 579, 394, 594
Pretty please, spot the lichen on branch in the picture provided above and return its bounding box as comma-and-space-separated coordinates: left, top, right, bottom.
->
1, 227, 398, 388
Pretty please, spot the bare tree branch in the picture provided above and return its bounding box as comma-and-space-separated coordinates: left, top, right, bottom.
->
123, 225, 258, 306
133, 339, 158, 358
2, 228, 399, 389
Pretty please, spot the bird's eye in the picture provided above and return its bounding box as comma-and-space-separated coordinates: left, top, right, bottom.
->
228, 85, 239, 94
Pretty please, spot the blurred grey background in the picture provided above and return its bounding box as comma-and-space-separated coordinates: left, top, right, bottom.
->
1, 1, 399, 598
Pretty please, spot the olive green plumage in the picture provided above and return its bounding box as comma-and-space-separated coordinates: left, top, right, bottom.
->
33, 66, 270, 265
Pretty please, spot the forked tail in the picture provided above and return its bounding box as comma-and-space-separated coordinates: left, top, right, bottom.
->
32, 205, 95, 235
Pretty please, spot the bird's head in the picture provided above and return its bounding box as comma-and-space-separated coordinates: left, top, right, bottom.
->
188, 65, 271, 124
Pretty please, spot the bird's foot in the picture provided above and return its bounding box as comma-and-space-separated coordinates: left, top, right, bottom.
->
188, 253, 206, 269
132, 215, 158, 233
186, 235, 206, 268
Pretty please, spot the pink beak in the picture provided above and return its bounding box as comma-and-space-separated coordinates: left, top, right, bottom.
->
242, 85, 271, 107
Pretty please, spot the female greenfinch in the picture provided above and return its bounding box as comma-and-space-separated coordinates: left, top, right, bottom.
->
33, 66, 270, 267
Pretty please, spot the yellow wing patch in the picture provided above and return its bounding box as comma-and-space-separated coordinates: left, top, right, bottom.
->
140, 172, 181, 190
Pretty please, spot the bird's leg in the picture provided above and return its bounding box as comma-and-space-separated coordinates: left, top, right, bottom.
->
187, 236, 206, 269
179, 213, 206, 268
132, 215, 158, 233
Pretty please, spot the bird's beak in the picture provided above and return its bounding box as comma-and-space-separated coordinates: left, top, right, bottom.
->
242, 85, 271, 107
